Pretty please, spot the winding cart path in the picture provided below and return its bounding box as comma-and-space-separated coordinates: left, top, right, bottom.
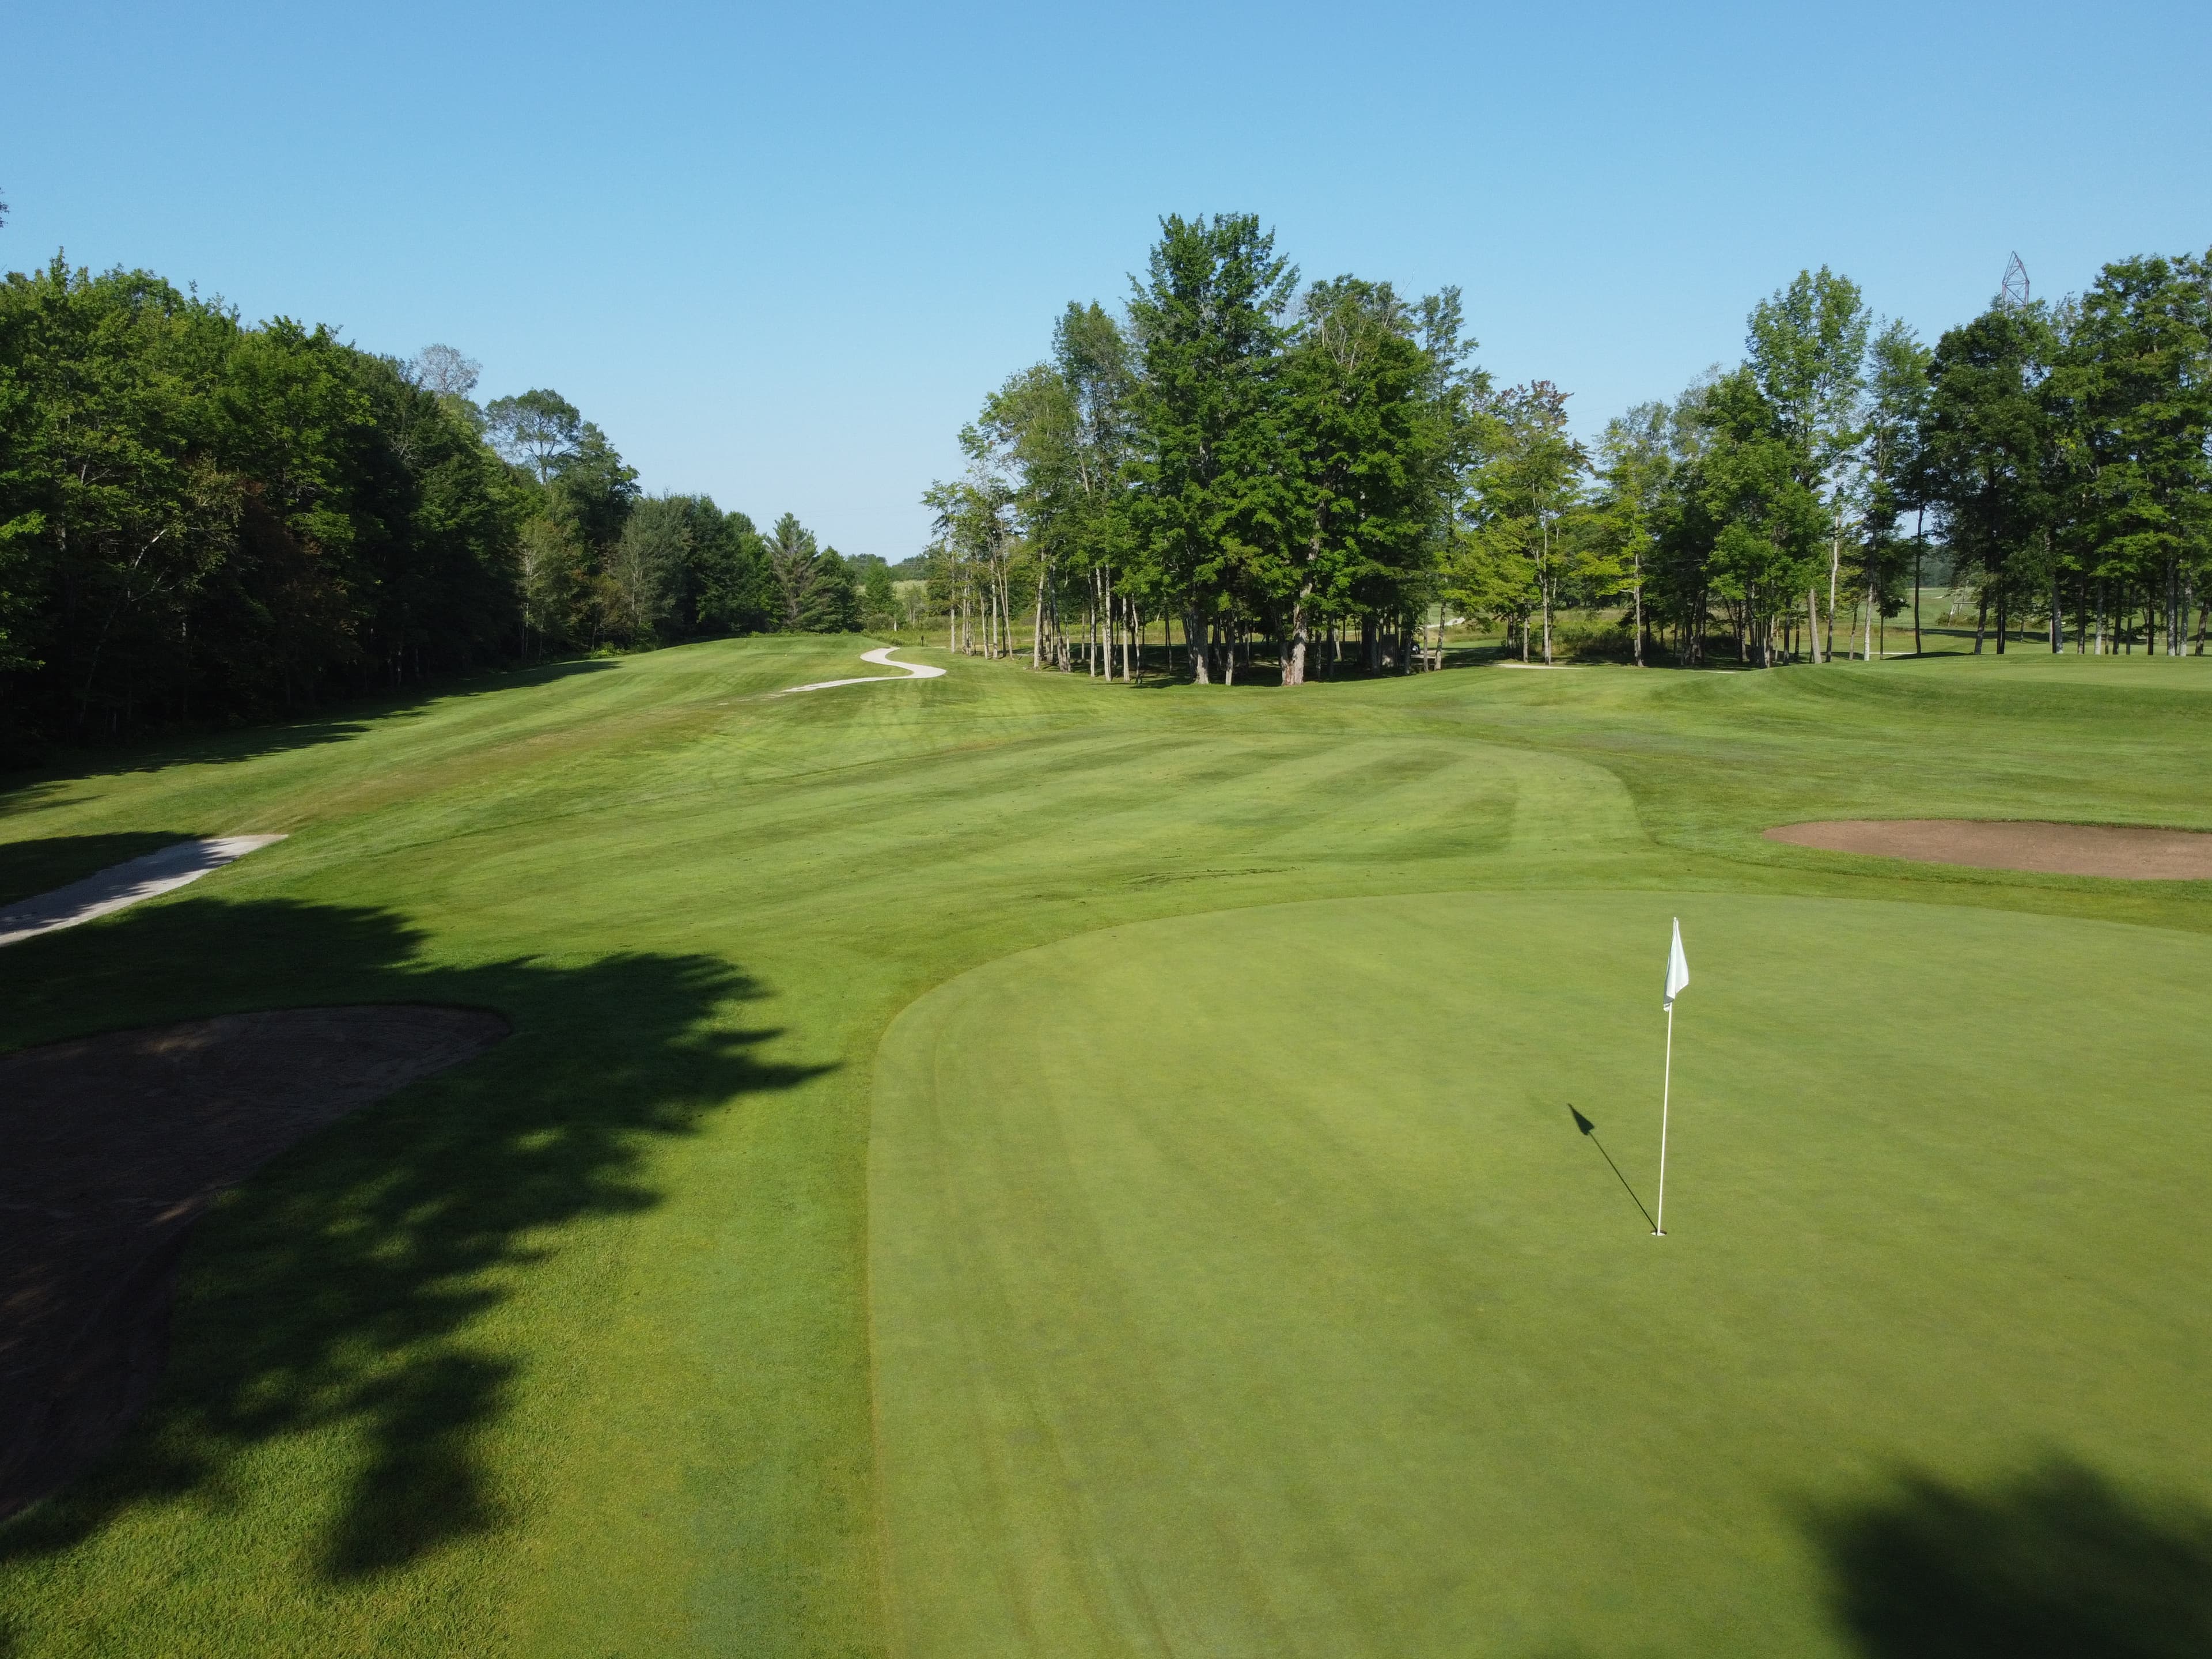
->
777, 646, 946, 695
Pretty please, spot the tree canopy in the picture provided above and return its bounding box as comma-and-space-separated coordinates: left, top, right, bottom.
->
0, 251, 869, 753
937, 221, 2212, 680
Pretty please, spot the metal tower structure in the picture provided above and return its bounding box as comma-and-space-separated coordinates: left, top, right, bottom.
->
2001, 252, 2031, 308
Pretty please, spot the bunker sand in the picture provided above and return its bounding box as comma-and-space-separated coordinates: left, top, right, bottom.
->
0, 1006, 507, 1520
1766, 819, 2212, 880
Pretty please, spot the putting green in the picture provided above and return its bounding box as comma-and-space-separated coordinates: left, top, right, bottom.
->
870, 890, 2212, 1657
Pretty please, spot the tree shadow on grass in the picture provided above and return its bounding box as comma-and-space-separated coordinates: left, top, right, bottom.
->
1807, 1458, 2212, 1658
0, 892, 827, 1583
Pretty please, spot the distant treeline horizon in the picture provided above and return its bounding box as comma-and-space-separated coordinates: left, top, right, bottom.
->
0, 247, 904, 755
927, 216, 2212, 678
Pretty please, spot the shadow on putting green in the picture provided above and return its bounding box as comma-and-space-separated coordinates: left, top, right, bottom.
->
0, 893, 827, 1583
1810, 1458, 2212, 1658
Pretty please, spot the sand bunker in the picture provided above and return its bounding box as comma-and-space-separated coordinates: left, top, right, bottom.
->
1765, 820, 2212, 880
0, 1005, 507, 1520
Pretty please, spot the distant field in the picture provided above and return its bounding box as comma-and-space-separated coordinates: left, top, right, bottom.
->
3, 638, 2210, 1656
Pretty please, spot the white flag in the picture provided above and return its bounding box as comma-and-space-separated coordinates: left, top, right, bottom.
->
1663, 917, 1690, 1010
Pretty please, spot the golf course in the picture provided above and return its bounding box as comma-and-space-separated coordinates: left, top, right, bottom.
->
1, 637, 2209, 1656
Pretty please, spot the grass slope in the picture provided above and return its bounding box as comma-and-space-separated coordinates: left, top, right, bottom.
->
0, 638, 2208, 1655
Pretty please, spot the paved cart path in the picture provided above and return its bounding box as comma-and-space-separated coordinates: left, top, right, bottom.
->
778, 646, 946, 695
0, 836, 286, 948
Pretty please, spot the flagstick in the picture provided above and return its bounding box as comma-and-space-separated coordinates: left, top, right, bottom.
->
1654, 1002, 1674, 1237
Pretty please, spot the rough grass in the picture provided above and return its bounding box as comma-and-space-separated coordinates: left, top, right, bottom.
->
1, 637, 2209, 1655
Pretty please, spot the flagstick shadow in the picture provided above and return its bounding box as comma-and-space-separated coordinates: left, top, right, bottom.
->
1569, 1105, 1656, 1233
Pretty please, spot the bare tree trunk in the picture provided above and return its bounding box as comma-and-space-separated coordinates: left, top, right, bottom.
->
1185, 607, 1210, 684
1912, 512, 1923, 657
1283, 542, 1316, 685
1825, 503, 1842, 662
1634, 554, 1645, 666
1031, 563, 1046, 667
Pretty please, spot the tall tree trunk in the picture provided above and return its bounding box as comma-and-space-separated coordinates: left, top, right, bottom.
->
1826, 505, 1842, 662
1912, 511, 1924, 657
1634, 554, 1645, 666
1185, 607, 1210, 684
1283, 569, 1313, 686
1807, 588, 1821, 666
1032, 563, 1046, 668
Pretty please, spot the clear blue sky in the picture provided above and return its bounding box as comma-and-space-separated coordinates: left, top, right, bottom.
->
10, 1, 2209, 559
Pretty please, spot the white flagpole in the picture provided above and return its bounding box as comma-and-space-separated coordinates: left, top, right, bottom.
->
1655, 1001, 1673, 1236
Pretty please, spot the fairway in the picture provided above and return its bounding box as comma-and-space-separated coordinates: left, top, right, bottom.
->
3, 639, 2212, 1656
17, 28, 2212, 1654
872, 892, 2212, 1656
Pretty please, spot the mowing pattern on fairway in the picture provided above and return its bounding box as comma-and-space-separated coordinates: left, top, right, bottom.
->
3, 641, 2212, 1656
872, 891, 2212, 1658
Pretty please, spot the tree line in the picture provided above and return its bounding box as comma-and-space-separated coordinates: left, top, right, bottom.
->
0, 249, 884, 751
931, 216, 2212, 680
926, 215, 1480, 683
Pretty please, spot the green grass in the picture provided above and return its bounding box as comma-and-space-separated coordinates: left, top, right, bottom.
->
872, 892, 2212, 1656
2, 637, 2211, 1656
